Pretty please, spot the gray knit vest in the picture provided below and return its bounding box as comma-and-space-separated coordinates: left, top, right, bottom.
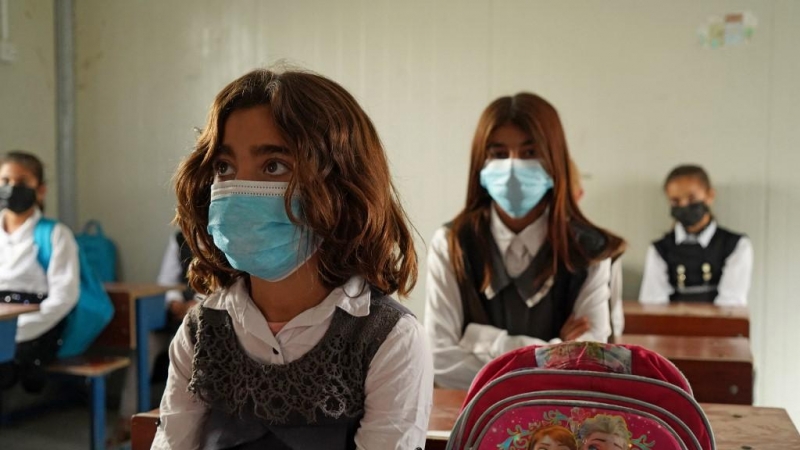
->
185, 293, 410, 450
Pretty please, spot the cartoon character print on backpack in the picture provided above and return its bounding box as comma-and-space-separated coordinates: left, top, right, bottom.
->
534, 341, 633, 375
483, 407, 676, 450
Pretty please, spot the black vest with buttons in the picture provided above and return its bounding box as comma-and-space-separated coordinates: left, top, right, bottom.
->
652, 226, 743, 303
451, 222, 606, 342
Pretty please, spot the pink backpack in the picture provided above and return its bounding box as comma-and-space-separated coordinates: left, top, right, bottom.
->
447, 341, 715, 450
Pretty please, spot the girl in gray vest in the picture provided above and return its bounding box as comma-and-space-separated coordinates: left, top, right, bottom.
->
152, 69, 433, 450
425, 93, 624, 390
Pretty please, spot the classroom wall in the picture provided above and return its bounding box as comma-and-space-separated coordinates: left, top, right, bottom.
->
72, 0, 799, 421
0, 0, 56, 216
763, 0, 800, 425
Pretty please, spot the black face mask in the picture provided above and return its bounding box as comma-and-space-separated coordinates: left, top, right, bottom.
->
0, 184, 38, 213
671, 202, 709, 229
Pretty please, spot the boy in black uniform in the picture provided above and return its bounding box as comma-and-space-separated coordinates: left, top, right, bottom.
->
639, 165, 752, 305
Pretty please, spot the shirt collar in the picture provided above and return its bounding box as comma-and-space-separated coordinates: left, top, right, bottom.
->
0, 208, 42, 241
202, 275, 373, 333
675, 221, 717, 248
486, 207, 548, 300
489, 206, 548, 259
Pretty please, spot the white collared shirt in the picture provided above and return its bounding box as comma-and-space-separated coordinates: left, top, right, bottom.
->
156, 233, 185, 304
424, 209, 611, 390
0, 208, 79, 342
609, 258, 625, 337
152, 276, 433, 450
489, 208, 549, 281
639, 221, 753, 306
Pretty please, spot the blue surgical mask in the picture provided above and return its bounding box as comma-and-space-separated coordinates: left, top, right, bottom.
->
479, 158, 553, 218
207, 180, 318, 282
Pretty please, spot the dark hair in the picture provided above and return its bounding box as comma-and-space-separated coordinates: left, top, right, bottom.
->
1, 151, 46, 211
1, 151, 45, 185
174, 68, 417, 296
664, 165, 711, 190
448, 93, 625, 290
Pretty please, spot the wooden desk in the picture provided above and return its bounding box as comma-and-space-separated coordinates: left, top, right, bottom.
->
99, 283, 175, 412
617, 334, 753, 405
131, 408, 160, 450
623, 301, 749, 337
131, 389, 800, 450
704, 404, 800, 449
0, 304, 40, 363
426, 389, 467, 450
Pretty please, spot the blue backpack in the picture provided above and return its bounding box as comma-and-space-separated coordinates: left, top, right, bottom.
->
34, 218, 115, 358
75, 220, 118, 283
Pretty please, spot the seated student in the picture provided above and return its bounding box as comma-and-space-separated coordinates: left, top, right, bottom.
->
116, 231, 201, 441
425, 93, 624, 390
152, 68, 433, 450
568, 159, 626, 337
0, 151, 79, 392
158, 231, 202, 325
639, 165, 752, 305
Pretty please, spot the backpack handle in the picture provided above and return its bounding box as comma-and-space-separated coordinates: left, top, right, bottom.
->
81, 220, 106, 236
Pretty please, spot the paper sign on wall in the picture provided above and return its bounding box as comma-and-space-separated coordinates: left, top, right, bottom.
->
698, 12, 757, 49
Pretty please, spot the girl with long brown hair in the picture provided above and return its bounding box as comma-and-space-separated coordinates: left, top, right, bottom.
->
425, 93, 623, 389
152, 68, 432, 450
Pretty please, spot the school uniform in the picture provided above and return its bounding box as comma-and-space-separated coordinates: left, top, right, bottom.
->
0, 208, 79, 389
639, 221, 752, 306
424, 208, 612, 390
152, 276, 433, 450
158, 231, 200, 311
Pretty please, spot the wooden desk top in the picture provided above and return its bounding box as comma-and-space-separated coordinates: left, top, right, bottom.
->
47, 355, 131, 377
104, 283, 180, 299
615, 334, 753, 363
623, 301, 750, 338
704, 403, 800, 449
0, 303, 39, 320
132, 390, 800, 450
426, 390, 800, 449
428, 389, 465, 435
624, 301, 749, 319
136, 409, 160, 419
